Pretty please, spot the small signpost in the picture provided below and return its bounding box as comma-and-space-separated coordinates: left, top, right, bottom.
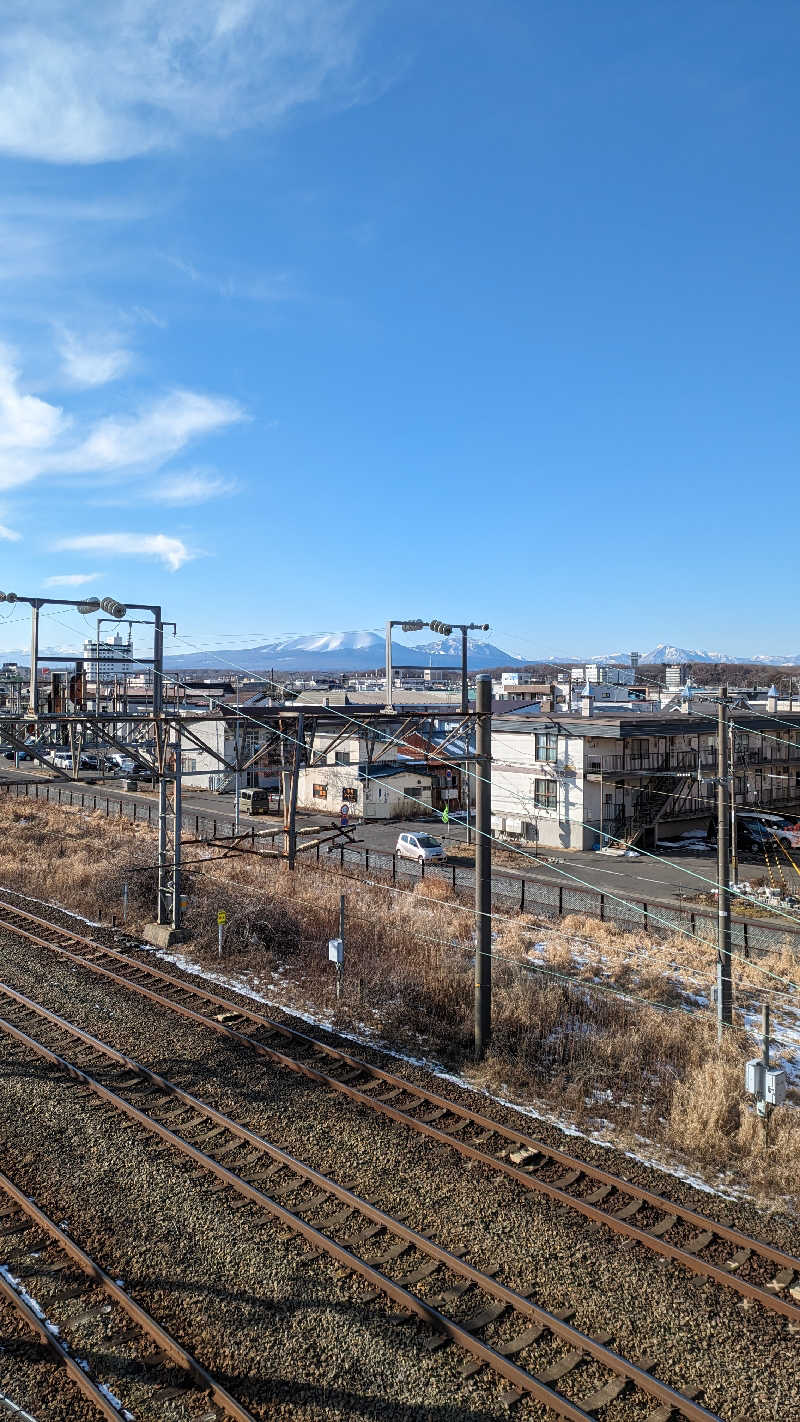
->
340, 802, 350, 830
217, 908, 226, 958
327, 894, 345, 1001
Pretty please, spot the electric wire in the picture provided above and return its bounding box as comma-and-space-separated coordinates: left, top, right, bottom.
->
24, 609, 800, 994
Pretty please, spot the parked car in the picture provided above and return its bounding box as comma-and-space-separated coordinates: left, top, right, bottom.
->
238, 787, 272, 815
396, 832, 446, 863
738, 817, 800, 850
106, 754, 136, 776
80, 753, 99, 770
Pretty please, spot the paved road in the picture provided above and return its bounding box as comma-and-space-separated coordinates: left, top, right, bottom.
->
4, 765, 796, 908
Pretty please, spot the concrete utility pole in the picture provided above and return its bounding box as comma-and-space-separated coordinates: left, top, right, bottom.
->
234, 677, 241, 836
474, 674, 492, 1061
172, 734, 182, 931
729, 720, 738, 888
285, 711, 304, 869
717, 687, 733, 1038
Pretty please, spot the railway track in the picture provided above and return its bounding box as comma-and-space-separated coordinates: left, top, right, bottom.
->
0, 1161, 256, 1422
0, 894, 797, 1329
0, 976, 722, 1422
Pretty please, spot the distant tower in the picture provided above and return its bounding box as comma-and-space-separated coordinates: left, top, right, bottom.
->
630, 651, 640, 674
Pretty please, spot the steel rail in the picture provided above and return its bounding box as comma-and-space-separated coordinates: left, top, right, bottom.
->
0, 898, 797, 1323
0, 1167, 257, 1422
0, 984, 721, 1422
0, 1273, 123, 1422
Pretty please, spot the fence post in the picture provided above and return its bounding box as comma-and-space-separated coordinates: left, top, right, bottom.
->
133, 803, 137, 822
340, 846, 344, 868
453, 863, 457, 891
643, 902, 648, 932
520, 877, 525, 912
392, 853, 397, 883
46, 787, 49, 802
316, 842, 320, 863
35, 785, 38, 799
599, 893, 605, 922
106, 798, 109, 817
690, 911, 696, 937
743, 921, 749, 959
421, 857, 425, 879
365, 848, 369, 872
558, 886, 563, 916
148, 804, 152, 824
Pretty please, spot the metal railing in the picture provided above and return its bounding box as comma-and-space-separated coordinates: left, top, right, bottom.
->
4, 778, 800, 959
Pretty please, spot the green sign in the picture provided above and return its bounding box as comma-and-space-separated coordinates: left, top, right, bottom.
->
441, 806, 449, 824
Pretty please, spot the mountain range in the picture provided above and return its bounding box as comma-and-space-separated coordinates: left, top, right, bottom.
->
163, 631, 524, 673
4, 632, 800, 671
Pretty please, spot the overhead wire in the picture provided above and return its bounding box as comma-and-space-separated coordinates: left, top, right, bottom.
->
27, 608, 800, 995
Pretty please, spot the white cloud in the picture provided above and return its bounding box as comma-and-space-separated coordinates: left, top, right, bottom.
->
61, 389, 245, 473
0, 342, 246, 492
54, 532, 194, 572
58, 329, 132, 387
0, 2, 365, 164
0, 344, 65, 452
152, 470, 238, 505
0, 522, 21, 541
43, 571, 103, 587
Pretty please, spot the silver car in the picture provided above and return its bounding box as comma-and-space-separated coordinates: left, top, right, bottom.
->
396, 832, 446, 863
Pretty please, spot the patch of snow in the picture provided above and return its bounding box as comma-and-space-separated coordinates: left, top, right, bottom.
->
0, 882, 102, 928
136, 940, 758, 1204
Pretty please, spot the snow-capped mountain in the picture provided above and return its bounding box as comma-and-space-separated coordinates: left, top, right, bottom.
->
413, 635, 524, 665
163, 630, 522, 672
640, 644, 732, 664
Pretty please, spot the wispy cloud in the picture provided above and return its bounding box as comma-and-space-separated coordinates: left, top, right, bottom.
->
0, 2, 367, 165
44, 571, 103, 587
0, 522, 21, 541
166, 254, 301, 304
0, 342, 246, 491
58, 329, 132, 388
152, 471, 238, 505
54, 532, 194, 572
0, 345, 66, 476
61, 390, 245, 473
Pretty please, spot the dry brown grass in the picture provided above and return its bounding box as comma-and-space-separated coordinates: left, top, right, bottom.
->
0, 796, 797, 1206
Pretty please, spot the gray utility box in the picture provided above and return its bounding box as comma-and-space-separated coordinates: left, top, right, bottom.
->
745, 1059, 766, 1097
745, 1059, 787, 1106
765, 1068, 788, 1107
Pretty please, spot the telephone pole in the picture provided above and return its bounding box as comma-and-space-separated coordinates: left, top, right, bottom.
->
717, 687, 733, 1038
474, 674, 492, 1060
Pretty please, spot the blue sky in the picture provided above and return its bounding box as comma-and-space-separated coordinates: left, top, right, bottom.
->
0, 1, 799, 659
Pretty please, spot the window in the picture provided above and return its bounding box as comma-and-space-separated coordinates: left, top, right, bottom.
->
342, 786, 358, 802
334, 750, 351, 765
534, 778, 557, 811
181, 756, 196, 774
312, 783, 328, 799
535, 731, 557, 762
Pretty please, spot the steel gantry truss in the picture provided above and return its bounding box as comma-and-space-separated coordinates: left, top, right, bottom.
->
0, 703, 482, 918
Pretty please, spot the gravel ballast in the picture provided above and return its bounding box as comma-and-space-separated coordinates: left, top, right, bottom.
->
0, 925, 799, 1420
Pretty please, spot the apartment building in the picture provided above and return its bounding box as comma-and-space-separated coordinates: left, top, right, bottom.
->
492, 708, 800, 850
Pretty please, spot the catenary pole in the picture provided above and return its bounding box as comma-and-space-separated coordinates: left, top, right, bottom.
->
717, 686, 733, 1037
729, 719, 738, 887
474, 674, 492, 1060
234, 677, 241, 835
172, 734, 182, 930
